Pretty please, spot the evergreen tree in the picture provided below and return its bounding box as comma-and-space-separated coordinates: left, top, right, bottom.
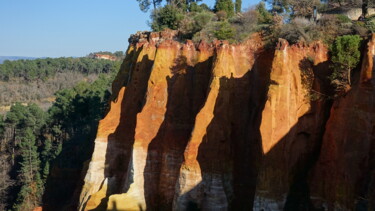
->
13, 128, 42, 211
215, 0, 235, 18
136, 0, 163, 12
330, 35, 362, 92
262, 0, 290, 13
235, 0, 242, 13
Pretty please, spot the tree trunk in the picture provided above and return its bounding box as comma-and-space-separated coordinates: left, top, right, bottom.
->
362, 0, 369, 17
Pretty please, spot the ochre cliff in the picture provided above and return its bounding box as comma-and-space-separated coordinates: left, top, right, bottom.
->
78, 31, 375, 211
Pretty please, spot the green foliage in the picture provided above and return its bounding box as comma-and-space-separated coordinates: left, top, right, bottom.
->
0, 52, 116, 209
336, 14, 351, 23
151, 4, 185, 31
330, 35, 362, 92
263, 0, 289, 13
197, 3, 211, 11
0, 56, 120, 107
214, 21, 236, 41
4, 104, 46, 210
279, 17, 322, 44
256, 2, 272, 24
179, 11, 214, 38
188, 2, 203, 12
215, 0, 235, 18
365, 16, 375, 32
13, 128, 43, 211
235, 0, 242, 13
0, 57, 120, 82
137, 0, 163, 12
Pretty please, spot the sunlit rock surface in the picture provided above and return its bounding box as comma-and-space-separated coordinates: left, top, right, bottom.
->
78, 31, 375, 211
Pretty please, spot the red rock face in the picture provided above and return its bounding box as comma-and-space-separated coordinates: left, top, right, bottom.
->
309, 35, 375, 211
78, 31, 375, 211
93, 54, 117, 61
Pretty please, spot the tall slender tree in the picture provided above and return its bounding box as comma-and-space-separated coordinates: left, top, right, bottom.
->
13, 129, 42, 211
235, 0, 242, 13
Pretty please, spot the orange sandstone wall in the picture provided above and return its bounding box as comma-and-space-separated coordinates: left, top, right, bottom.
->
77, 31, 375, 211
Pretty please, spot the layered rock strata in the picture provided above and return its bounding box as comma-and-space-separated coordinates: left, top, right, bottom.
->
78, 31, 375, 211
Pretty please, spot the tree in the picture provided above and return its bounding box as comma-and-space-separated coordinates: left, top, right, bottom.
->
263, 0, 290, 13
330, 35, 362, 92
289, 0, 320, 17
150, 4, 184, 31
215, 0, 235, 18
363, 0, 368, 16
235, 0, 242, 13
256, 2, 272, 24
136, 0, 163, 12
13, 129, 42, 211
263, 0, 320, 16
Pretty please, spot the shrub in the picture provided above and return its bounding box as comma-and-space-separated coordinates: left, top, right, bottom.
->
329, 35, 362, 93
150, 5, 184, 31
336, 14, 352, 24
214, 21, 236, 41
365, 17, 375, 32
179, 11, 214, 39
316, 14, 352, 43
279, 17, 321, 44
230, 8, 259, 41
216, 10, 227, 21
352, 22, 370, 37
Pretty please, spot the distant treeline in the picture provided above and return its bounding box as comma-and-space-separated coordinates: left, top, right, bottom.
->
0, 57, 121, 81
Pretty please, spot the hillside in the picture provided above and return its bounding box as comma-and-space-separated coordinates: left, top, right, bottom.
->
0, 57, 121, 113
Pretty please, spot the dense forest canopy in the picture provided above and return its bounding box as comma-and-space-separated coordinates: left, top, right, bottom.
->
0, 53, 120, 210
0, 74, 114, 210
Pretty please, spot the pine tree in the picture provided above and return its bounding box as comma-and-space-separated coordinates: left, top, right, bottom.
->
330, 35, 362, 92
215, 0, 235, 18
136, 0, 163, 12
235, 0, 242, 13
13, 129, 43, 211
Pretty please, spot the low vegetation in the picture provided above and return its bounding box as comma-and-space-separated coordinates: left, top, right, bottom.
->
0, 56, 121, 107
138, 0, 372, 96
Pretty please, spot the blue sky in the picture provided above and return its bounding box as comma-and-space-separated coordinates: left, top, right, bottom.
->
0, 0, 261, 57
